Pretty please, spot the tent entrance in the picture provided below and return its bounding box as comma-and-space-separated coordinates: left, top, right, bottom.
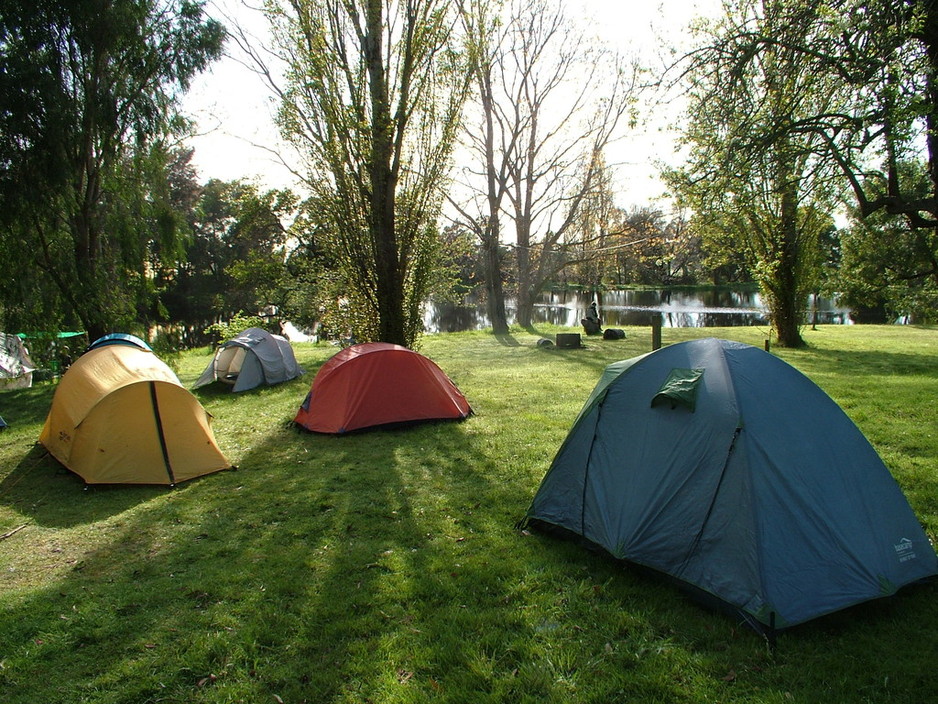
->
215, 347, 247, 384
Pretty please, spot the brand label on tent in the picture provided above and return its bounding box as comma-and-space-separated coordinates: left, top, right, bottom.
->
894, 538, 917, 563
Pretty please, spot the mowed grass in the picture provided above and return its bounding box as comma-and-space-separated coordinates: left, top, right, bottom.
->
1, 324, 937, 703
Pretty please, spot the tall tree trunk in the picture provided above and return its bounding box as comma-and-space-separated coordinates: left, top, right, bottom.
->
73, 209, 110, 341
482, 221, 509, 334
515, 217, 533, 327
479, 48, 509, 335
365, 0, 406, 346
771, 179, 806, 348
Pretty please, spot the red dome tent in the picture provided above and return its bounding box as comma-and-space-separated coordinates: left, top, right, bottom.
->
294, 343, 471, 434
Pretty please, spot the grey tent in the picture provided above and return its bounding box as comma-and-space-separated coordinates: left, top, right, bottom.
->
522, 337, 937, 633
194, 327, 304, 392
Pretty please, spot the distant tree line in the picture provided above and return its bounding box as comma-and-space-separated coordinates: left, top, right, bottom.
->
1, 0, 935, 350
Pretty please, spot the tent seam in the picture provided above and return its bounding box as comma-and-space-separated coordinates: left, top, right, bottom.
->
149, 381, 176, 485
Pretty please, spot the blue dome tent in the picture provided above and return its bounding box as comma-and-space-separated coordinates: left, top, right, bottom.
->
87, 333, 151, 352
522, 338, 937, 635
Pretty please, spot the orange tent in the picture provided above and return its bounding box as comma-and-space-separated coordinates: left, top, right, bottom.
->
294, 342, 471, 434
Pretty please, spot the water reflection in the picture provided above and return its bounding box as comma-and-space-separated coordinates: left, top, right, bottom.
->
423, 289, 853, 333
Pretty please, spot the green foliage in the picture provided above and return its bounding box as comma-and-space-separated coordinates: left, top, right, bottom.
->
160, 179, 305, 336
836, 161, 938, 323
269, 0, 469, 347
15, 332, 87, 377
148, 328, 183, 373
308, 222, 469, 347
203, 313, 267, 348
0, 0, 225, 339
604, 209, 709, 287
812, 0, 938, 229
1, 326, 937, 702
669, 0, 845, 346
673, 0, 938, 337
839, 219, 938, 324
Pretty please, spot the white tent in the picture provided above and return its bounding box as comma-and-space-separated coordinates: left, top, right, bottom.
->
194, 327, 304, 392
0, 333, 37, 390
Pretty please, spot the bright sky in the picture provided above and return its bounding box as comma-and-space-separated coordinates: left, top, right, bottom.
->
180, 0, 719, 211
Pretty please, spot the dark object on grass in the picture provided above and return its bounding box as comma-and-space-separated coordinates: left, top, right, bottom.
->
582, 301, 603, 335
580, 301, 603, 335
603, 328, 626, 340
537, 338, 554, 347
581, 318, 602, 335
0, 415, 6, 431
555, 333, 582, 349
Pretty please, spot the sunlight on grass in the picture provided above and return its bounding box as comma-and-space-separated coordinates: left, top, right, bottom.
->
0, 326, 936, 703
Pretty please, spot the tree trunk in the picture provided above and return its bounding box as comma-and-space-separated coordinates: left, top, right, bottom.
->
514, 211, 533, 327
770, 284, 804, 347
479, 57, 509, 335
482, 224, 509, 334
365, 0, 406, 346
515, 274, 533, 328
770, 180, 806, 348
73, 211, 110, 342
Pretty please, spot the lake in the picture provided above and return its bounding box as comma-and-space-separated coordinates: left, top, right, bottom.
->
423, 288, 854, 333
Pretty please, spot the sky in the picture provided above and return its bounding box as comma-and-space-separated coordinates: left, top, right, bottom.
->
180, 0, 719, 211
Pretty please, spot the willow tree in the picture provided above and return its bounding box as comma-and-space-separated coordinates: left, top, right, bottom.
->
0, 0, 225, 339
265, 0, 468, 347
667, 0, 842, 347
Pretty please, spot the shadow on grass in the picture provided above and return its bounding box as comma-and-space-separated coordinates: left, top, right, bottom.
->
3, 360, 938, 702
0, 375, 248, 529
0, 417, 715, 703
0, 443, 219, 529
494, 331, 522, 347
0, 381, 169, 528
0, 382, 59, 426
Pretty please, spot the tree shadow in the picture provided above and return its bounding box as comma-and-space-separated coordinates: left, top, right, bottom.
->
4, 335, 937, 702
0, 443, 218, 529
782, 347, 938, 378
494, 331, 522, 347
0, 382, 58, 426
0, 415, 703, 702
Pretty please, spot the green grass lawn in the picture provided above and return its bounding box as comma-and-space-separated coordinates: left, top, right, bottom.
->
1, 324, 937, 703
